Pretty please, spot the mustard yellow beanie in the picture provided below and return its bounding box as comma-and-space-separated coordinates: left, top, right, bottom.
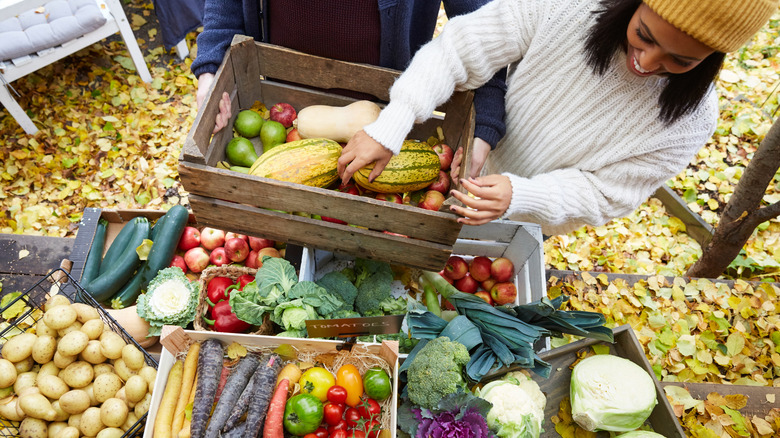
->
644, 0, 779, 52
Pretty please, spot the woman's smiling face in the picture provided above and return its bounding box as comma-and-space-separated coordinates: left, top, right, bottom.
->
625, 4, 715, 77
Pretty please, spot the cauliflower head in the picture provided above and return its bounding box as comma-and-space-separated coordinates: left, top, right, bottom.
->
477, 371, 546, 438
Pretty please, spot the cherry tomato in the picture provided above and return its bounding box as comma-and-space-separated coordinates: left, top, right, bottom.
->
328, 419, 347, 433
348, 430, 366, 438
362, 420, 381, 438
327, 385, 348, 405
329, 431, 347, 438
336, 364, 363, 407
304, 434, 318, 438
324, 403, 345, 426
314, 427, 329, 438
357, 398, 381, 421
344, 407, 362, 428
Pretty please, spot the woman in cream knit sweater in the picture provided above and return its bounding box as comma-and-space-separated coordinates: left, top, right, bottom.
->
337, 0, 778, 236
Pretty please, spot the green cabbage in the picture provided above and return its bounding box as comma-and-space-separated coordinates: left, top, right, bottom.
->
570, 355, 657, 432
617, 432, 666, 437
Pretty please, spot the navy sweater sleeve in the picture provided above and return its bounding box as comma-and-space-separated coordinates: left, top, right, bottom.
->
191, 0, 260, 78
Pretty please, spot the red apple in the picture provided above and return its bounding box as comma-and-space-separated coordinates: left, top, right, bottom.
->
375, 193, 403, 204
469, 256, 493, 282
383, 230, 409, 238
258, 247, 281, 259
224, 237, 250, 263
169, 255, 187, 273
321, 216, 348, 225
178, 226, 201, 251
184, 247, 210, 273
403, 190, 426, 206
245, 250, 261, 269
209, 247, 229, 267
433, 143, 454, 171
428, 170, 451, 194
269, 102, 297, 128
474, 291, 494, 306
225, 232, 248, 243
286, 128, 302, 142
438, 269, 454, 285
490, 257, 515, 282
481, 278, 497, 293
441, 298, 456, 311
200, 227, 225, 250
445, 256, 469, 280
418, 190, 446, 211
455, 273, 479, 294
490, 282, 517, 306
337, 182, 360, 196
248, 236, 275, 251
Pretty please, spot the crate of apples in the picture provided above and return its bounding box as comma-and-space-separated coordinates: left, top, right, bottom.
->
439, 255, 517, 307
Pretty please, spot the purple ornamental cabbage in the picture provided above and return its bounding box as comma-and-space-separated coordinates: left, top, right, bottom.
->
413, 406, 492, 438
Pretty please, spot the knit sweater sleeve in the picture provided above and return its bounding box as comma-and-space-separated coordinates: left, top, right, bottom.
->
190, 0, 250, 78
364, 0, 535, 154
502, 91, 719, 236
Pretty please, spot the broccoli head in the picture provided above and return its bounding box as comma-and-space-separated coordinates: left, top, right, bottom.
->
316, 271, 358, 308
354, 269, 394, 315
406, 336, 471, 409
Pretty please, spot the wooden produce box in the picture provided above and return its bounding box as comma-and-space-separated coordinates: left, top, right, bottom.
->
179, 37, 476, 272
532, 324, 685, 438
144, 326, 400, 438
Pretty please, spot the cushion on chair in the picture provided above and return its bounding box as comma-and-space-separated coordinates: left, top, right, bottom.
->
0, 0, 107, 61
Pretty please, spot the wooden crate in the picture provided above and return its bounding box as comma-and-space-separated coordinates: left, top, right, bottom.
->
179, 37, 476, 272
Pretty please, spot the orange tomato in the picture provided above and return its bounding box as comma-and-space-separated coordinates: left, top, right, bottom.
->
336, 364, 364, 407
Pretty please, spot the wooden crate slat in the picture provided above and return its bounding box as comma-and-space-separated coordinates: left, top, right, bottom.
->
189, 196, 453, 271
230, 36, 264, 110
179, 162, 461, 244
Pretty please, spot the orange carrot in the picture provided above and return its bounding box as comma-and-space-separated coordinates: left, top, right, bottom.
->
262, 378, 289, 438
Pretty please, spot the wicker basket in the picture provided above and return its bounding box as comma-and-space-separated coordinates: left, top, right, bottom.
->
193, 265, 274, 335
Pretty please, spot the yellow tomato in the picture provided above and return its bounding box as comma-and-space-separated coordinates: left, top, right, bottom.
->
336, 364, 364, 407
299, 367, 336, 402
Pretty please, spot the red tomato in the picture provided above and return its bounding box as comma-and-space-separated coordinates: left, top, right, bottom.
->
304, 434, 318, 438
344, 407, 362, 428
324, 403, 345, 426
348, 430, 366, 438
328, 419, 347, 433
329, 431, 347, 438
314, 427, 329, 438
327, 385, 348, 405
363, 420, 381, 438
357, 398, 381, 420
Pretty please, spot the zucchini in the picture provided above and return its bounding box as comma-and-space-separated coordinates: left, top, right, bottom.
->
80, 218, 107, 286
98, 219, 138, 275
111, 205, 190, 308
150, 212, 169, 241
85, 217, 150, 303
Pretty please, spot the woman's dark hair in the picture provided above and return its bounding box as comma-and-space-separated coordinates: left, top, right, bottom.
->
584, 0, 726, 124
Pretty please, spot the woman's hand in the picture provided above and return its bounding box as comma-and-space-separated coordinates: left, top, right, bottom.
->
448, 174, 512, 225
337, 130, 394, 184
196, 73, 232, 134
450, 137, 491, 184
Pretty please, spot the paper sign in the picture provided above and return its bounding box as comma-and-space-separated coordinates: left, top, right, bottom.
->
305, 314, 405, 338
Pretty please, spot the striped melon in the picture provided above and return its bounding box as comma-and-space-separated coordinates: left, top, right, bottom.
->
248, 138, 341, 187
354, 140, 441, 193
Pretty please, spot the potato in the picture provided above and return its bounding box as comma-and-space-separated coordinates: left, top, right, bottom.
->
50, 400, 69, 422
47, 421, 68, 438
59, 389, 91, 414
30, 335, 57, 364
81, 319, 105, 340
37, 374, 69, 399
52, 351, 77, 369
0, 396, 24, 421
36, 361, 60, 381
97, 427, 125, 438
13, 371, 38, 394
71, 303, 100, 323
138, 366, 157, 393
19, 392, 57, 421
58, 330, 89, 357
34, 319, 58, 338
113, 387, 131, 408
57, 320, 82, 337
112, 359, 137, 382
60, 361, 94, 389
121, 344, 144, 371
83, 383, 98, 406
44, 294, 71, 311
79, 406, 105, 437
99, 332, 125, 360
13, 356, 34, 373
123, 375, 147, 404
93, 363, 114, 376
133, 393, 151, 417
99, 398, 128, 428
57, 426, 79, 438
43, 305, 77, 331
1, 333, 37, 362
67, 412, 81, 428
93, 373, 123, 403
19, 417, 48, 438
0, 359, 17, 387
80, 340, 107, 365
122, 411, 139, 431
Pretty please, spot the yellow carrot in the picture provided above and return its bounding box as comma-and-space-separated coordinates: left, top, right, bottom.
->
178, 373, 198, 438
154, 360, 184, 438
172, 342, 200, 437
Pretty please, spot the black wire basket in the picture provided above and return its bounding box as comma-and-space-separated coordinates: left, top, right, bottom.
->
0, 268, 157, 437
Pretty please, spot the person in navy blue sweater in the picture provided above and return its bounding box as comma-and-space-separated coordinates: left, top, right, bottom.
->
190, 0, 507, 178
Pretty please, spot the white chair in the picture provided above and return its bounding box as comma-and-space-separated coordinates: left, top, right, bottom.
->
0, 0, 151, 134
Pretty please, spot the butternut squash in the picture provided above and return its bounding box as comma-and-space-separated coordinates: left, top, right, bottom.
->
296, 100, 382, 143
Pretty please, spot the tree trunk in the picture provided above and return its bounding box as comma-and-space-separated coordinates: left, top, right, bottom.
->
686, 116, 780, 278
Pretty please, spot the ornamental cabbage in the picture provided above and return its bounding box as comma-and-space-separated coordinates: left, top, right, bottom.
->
570, 355, 657, 432
476, 371, 546, 438
136, 267, 199, 336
